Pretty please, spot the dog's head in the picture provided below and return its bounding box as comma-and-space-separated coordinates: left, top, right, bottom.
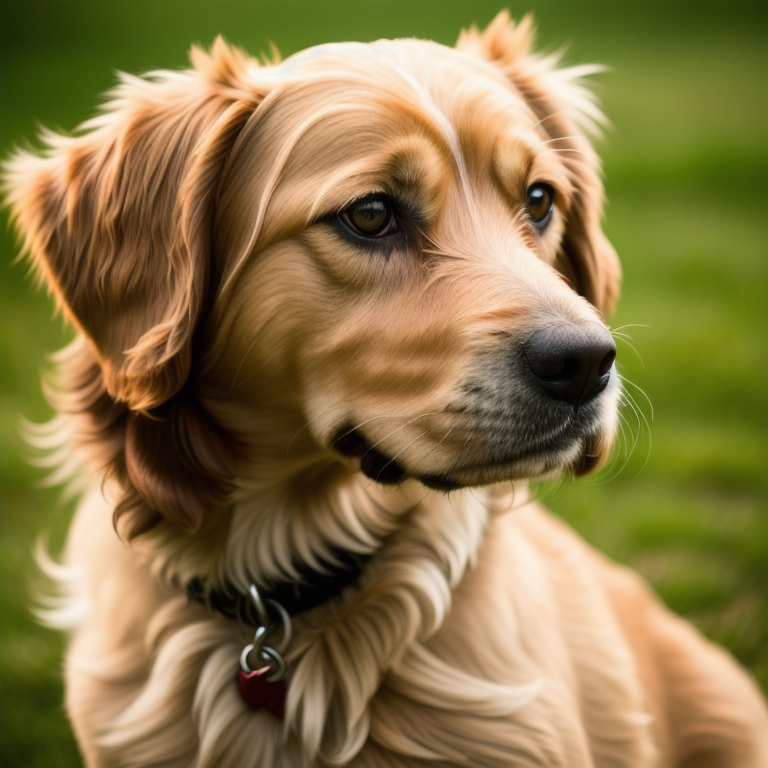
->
5, 13, 620, 535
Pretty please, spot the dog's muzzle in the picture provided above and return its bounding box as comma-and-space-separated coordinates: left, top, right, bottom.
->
332, 321, 617, 490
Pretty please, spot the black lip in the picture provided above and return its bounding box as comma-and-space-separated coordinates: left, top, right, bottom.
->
332, 426, 370, 458
417, 474, 463, 492
333, 425, 406, 485
360, 448, 406, 485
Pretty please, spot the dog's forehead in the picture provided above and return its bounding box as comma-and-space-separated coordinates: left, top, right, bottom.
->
253, 40, 393, 80
246, 38, 541, 168
251, 39, 450, 81
250, 38, 521, 114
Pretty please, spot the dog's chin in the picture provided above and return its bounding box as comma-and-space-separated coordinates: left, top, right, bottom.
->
335, 426, 611, 492
417, 441, 608, 491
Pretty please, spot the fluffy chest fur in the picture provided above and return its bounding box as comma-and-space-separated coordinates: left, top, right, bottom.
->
65, 484, 664, 767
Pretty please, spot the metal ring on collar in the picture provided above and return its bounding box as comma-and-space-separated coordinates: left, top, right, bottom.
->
239, 642, 259, 674
247, 584, 292, 651
248, 584, 270, 628
239, 626, 267, 673
260, 646, 287, 682
239, 641, 286, 682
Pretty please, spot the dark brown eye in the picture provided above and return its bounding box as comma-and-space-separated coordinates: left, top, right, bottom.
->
340, 194, 397, 238
526, 183, 555, 231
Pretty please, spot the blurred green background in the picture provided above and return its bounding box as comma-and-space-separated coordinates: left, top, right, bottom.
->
1, 1, 766, 765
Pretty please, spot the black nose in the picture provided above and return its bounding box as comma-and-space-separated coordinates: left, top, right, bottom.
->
523, 324, 616, 408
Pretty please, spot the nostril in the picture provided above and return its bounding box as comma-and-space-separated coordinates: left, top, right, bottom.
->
532, 353, 580, 381
598, 348, 616, 377
558, 357, 582, 382
523, 325, 616, 407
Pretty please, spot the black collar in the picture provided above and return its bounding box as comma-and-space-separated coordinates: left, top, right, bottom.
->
186, 550, 371, 625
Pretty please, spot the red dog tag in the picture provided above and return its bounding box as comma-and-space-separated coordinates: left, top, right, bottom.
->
238, 667, 287, 719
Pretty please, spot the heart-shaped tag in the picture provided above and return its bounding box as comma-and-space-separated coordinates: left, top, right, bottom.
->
238, 667, 287, 719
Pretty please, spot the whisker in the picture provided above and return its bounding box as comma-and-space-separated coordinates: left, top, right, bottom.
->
538, 135, 590, 145
617, 409, 640, 466
539, 147, 586, 156
287, 407, 414, 459
419, 425, 456, 463
611, 324, 650, 368
613, 335, 644, 367
230, 337, 260, 393
617, 377, 653, 475
522, 108, 576, 138
586, 409, 637, 486
373, 429, 430, 484
286, 405, 345, 458
366, 411, 444, 454
619, 376, 654, 422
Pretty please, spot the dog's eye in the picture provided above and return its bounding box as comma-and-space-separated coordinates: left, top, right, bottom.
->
339, 194, 397, 238
526, 183, 555, 232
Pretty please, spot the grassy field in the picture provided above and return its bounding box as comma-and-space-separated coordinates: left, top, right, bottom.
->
1, 1, 766, 765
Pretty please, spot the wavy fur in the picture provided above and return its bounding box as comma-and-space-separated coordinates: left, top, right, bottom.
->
5, 12, 768, 767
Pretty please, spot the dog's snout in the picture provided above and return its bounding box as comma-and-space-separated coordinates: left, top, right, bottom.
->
523, 325, 616, 408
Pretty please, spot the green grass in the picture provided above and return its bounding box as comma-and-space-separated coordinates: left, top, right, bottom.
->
1, 1, 766, 765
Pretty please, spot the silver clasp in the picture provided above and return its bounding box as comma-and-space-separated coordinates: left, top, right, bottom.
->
238, 585, 291, 682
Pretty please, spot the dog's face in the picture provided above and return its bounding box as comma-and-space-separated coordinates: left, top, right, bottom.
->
202, 35, 621, 492
5, 14, 620, 535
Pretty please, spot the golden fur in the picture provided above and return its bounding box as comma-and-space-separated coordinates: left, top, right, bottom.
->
5, 12, 768, 767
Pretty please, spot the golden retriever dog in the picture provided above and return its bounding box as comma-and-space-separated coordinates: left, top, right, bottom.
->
5, 11, 768, 768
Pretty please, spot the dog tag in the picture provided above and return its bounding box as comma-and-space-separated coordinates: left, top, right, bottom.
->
238, 667, 287, 719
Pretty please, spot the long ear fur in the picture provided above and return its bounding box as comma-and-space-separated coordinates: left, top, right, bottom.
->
4, 38, 262, 411
4, 39, 265, 535
458, 12, 621, 316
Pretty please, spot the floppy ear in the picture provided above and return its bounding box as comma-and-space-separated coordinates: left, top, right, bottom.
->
4, 39, 262, 412
5, 40, 265, 535
458, 11, 621, 316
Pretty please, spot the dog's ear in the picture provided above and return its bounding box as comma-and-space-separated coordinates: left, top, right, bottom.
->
458, 12, 621, 316
5, 40, 268, 536
4, 39, 263, 412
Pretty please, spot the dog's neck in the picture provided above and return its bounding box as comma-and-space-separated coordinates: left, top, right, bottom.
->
142, 465, 427, 616
181, 475, 430, 626
186, 547, 372, 622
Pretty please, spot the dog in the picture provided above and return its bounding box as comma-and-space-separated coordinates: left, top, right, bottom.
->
5, 11, 768, 767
